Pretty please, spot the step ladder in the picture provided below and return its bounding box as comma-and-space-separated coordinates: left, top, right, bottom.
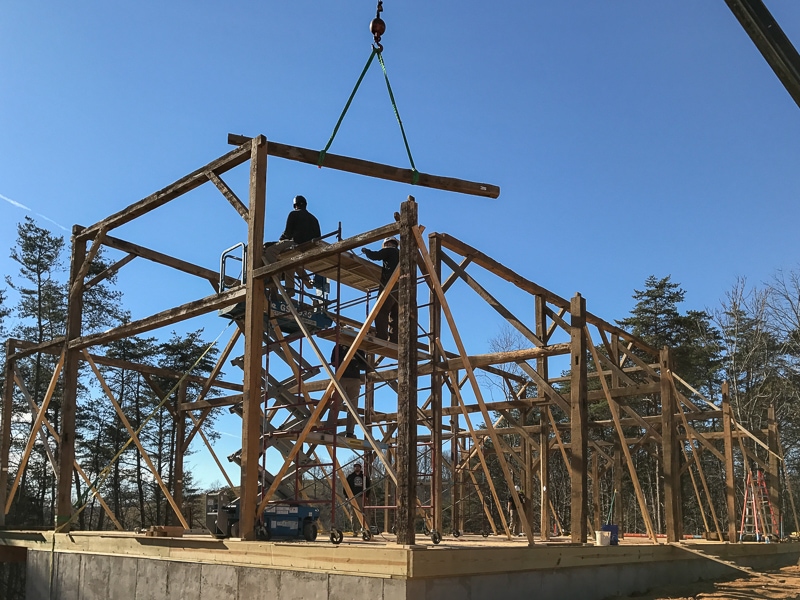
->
739, 467, 778, 542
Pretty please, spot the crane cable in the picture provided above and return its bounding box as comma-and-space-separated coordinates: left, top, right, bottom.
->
317, 1, 419, 184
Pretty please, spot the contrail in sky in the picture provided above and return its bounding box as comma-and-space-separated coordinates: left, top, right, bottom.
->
0, 192, 68, 231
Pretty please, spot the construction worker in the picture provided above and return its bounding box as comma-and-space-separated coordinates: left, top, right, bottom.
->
346, 462, 371, 535
361, 237, 399, 342
507, 485, 526, 536
327, 343, 368, 438
278, 195, 321, 295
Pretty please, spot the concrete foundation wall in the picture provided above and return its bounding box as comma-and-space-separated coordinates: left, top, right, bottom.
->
24, 546, 800, 600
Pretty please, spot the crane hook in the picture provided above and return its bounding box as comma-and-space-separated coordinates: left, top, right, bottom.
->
370, 0, 385, 52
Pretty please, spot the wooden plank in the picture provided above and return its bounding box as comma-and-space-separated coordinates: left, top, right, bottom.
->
228, 134, 500, 199
101, 234, 221, 289
767, 404, 781, 529
240, 137, 267, 540
70, 286, 246, 350
77, 142, 253, 240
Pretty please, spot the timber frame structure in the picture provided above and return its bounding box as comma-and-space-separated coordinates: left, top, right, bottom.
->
0, 135, 794, 548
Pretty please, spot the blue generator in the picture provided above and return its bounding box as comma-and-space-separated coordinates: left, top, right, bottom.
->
256, 504, 320, 541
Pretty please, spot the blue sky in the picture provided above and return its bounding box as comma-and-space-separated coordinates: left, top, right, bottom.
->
2, 1, 800, 488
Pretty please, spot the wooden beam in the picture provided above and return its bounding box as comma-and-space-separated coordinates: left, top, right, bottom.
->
252, 222, 400, 281
56, 225, 87, 532
660, 347, 681, 542
0, 341, 16, 526
396, 197, 418, 545
77, 142, 253, 240
767, 403, 781, 530
437, 233, 657, 356
206, 170, 248, 220
228, 134, 500, 199
429, 232, 444, 535
70, 286, 246, 350
101, 234, 221, 289
722, 381, 737, 541
414, 227, 530, 544
240, 137, 268, 541
570, 294, 588, 544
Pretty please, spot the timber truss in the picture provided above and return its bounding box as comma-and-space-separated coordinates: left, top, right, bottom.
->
0, 135, 794, 546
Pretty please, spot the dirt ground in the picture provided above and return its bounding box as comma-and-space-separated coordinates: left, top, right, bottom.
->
610, 564, 800, 600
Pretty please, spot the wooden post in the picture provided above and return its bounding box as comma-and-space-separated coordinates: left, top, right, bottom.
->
611, 334, 623, 537
660, 347, 682, 542
452, 380, 462, 534
722, 381, 736, 541
613, 440, 624, 537
239, 136, 267, 540
592, 452, 601, 531
540, 409, 550, 540
570, 293, 588, 544
767, 403, 781, 533
173, 380, 187, 527
0, 340, 14, 527
56, 226, 87, 532
396, 197, 418, 545
429, 233, 443, 535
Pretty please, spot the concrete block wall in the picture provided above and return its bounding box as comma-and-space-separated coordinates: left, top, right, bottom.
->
25, 550, 407, 600
23, 547, 799, 600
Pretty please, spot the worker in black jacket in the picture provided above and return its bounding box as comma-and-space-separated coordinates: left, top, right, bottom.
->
279, 195, 321, 294
346, 462, 371, 533
361, 237, 399, 342
327, 343, 368, 438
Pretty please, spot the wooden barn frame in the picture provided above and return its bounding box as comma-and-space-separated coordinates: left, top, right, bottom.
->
1, 134, 794, 550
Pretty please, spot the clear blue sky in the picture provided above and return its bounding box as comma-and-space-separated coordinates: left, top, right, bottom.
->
2, 1, 800, 488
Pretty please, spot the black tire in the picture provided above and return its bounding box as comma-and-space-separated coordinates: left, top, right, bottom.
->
303, 521, 318, 542
256, 524, 271, 541
452, 530, 461, 538
330, 528, 343, 545
362, 529, 373, 541
482, 529, 489, 538
431, 530, 442, 545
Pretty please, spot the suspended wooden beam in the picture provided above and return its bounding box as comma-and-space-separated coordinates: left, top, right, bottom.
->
227, 134, 500, 199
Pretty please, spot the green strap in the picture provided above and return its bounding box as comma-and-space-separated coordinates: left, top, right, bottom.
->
318, 48, 378, 167
377, 51, 419, 184
318, 47, 419, 184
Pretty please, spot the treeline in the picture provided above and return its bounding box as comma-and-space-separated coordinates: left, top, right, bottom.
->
0, 217, 221, 530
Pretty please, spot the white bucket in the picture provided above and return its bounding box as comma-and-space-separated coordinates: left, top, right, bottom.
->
595, 530, 611, 546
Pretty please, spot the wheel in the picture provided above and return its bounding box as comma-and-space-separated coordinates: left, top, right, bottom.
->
361, 529, 373, 541
452, 530, 460, 538
256, 522, 271, 541
430, 530, 442, 545
482, 529, 489, 538
330, 528, 343, 545
303, 521, 318, 542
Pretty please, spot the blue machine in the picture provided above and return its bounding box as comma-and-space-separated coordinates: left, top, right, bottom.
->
256, 504, 320, 542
